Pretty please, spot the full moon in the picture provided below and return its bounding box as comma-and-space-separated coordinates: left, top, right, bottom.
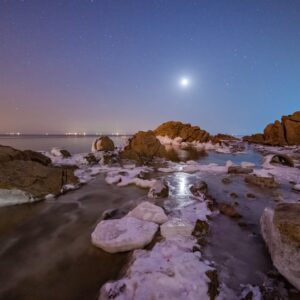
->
180, 77, 189, 87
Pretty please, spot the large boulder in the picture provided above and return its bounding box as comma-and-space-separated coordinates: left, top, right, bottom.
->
282, 112, 300, 145
121, 131, 166, 161
91, 216, 158, 253
263, 120, 287, 146
0, 145, 78, 203
92, 136, 115, 152
0, 145, 51, 165
154, 121, 211, 142
261, 203, 300, 290
243, 111, 300, 145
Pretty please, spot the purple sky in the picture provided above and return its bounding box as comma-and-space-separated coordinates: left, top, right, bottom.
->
1, 0, 300, 134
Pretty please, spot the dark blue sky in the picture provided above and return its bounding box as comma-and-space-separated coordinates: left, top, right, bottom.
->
1, 0, 299, 134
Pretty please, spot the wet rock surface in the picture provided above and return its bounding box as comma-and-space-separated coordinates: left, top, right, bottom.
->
228, 166, 253, 174
92, 136, 115, 152
261, 203, 300, 290
245, 175, 279, 188
0, 145, 78, 200
121, 131, 166, 162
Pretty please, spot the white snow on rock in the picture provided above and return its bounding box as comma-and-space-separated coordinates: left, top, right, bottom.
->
0, 189, 35, 207
293, 184, 300, 192
91, 216, 158, 253
160, 218, 194, 239
241, 161, 256, 168
99, 237, 212, 300
240, 284, 262, 300
105, 166, 156, 189
50, 147, 65, 157
251, 154, 300, 184
127, 202, 168, 224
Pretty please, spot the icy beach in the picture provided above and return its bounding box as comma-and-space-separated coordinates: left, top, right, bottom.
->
1, 119, 300, 300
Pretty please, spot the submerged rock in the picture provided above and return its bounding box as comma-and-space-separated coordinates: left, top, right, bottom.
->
261, 203, 300, 290
245, 175, 279, 188
148, 180, 169, 198
190, 181, 208, 196
228, 166, 253, 174
91, 216, 158, 253
222, 176, 232, 184
92, 136, 115, 152
121, 131, 166, 162
218, 203, 241, 218
51, 147, 72, 158
127, 202, 168, 224
160, 218, 194, 239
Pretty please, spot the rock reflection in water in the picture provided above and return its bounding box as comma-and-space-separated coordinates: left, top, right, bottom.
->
164, 145, 207, 162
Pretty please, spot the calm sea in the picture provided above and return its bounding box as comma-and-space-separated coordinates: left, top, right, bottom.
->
0, 135, 130, 154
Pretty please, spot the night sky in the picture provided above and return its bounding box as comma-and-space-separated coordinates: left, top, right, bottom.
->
1, 0, 300, 135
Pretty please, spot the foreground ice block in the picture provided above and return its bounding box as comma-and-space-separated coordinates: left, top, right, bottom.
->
127, 201, 168, 224
91, 216, 158, 253
160, 218, 194, 239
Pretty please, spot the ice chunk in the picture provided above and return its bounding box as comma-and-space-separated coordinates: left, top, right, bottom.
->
127, 202, 168, 224
160, 218, 194, 239
91, 216, 158, 253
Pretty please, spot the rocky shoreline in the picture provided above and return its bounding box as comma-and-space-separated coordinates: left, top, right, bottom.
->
1, 114, 300, 299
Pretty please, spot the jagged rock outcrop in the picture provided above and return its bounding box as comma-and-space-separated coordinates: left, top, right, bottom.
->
92, 136, 115, 152
0, 145, 78, 201
154, 121, 237, 144
261, 203, 300, 290
121, 131, 166, 161
243, 111, 300, 146
154, 121, 211, 142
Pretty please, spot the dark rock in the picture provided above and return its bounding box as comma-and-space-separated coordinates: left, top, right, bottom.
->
148, 180, 169, 198
222, 177, 232, 184
270, 154, 294, 167
190, 181, 208, 196
218, 203, 241, 218
206, 269, 220, 300
60, 149, 72, 158
245, 175, 279, 188
230, 192, 238, 198
84, 153, 98, 165
246, 193, 256, 199
23, 150, 51, 166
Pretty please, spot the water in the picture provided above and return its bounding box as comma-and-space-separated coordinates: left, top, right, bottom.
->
0, 135, 130, 154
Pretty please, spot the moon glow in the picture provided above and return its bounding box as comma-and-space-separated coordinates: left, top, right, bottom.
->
180, 77, 189, 87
